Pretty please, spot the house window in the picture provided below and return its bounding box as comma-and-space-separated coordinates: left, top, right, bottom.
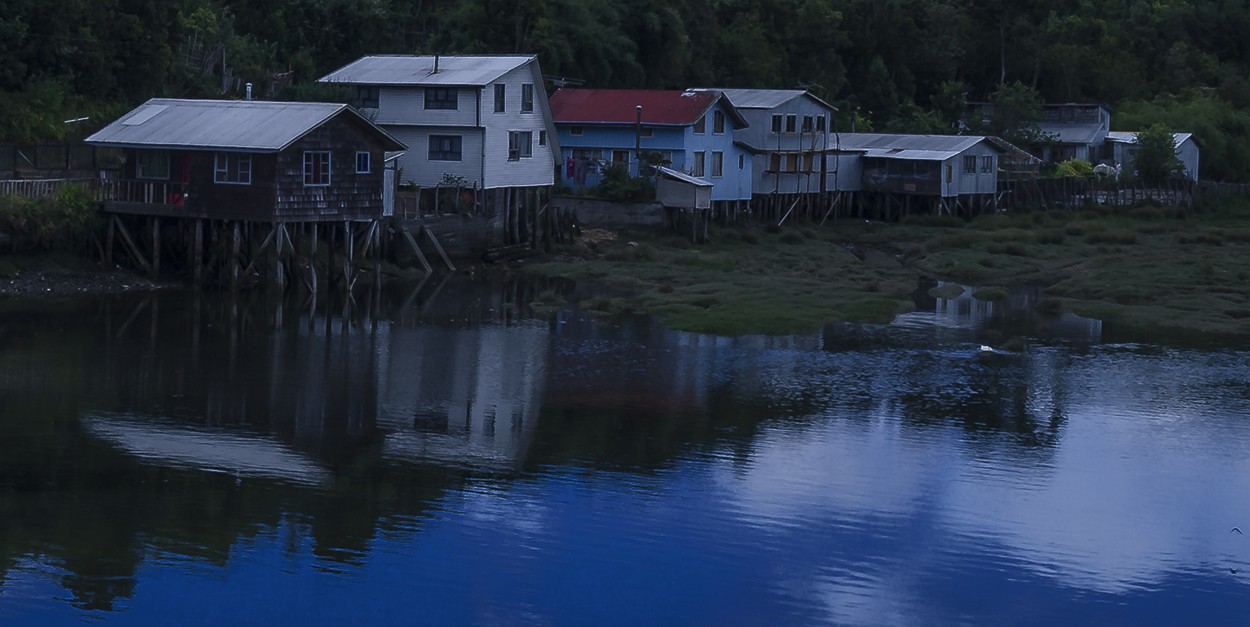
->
358, 86, 380, 108
785, 154, 798, 172
640, 127, 654, 138
713, 110, 725, 134
429, 135, 462, 161
570, 126, 583, 136
802, 115, 813, 132
771, 115, 782, 133
539, 131, 547, 146
356, 151, 371, 174
693, 151, 705, 177
521, 84, 534, 113
786, 114, 797, 133
572, 148, 600, 161
136, 151, 170, 179
508, 131, 533, 160
981, 156, 993, 173
425, 87, 457, 110
711, 151, 723, 177
963, 155, 977, 174
214, 153, 251, 184
694, 115, 706, 134
494, 84, 506, 113
612, 150, 630, 163
816, 115, 826, 132
803, 153, 816, 172
769, 153, 782, 171
738, 154, 745, 170
303, 151, 331, 186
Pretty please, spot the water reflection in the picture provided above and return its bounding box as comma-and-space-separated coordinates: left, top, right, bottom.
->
1, 276, 1249, 624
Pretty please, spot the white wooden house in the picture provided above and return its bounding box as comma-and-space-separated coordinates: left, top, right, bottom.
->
1105, 131, 1200, 181
319, 55, 559, 193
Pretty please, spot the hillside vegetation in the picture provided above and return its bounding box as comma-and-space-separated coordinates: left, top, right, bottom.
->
4, 1, 1250, 180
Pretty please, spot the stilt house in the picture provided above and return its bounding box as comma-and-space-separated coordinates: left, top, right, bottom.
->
837, 133, 1007, 215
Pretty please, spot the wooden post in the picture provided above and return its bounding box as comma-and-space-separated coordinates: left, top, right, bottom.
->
193, 219, 203, 285
151, 217, 161, 277
231, 221, 242, 289
106, 215, 115, 267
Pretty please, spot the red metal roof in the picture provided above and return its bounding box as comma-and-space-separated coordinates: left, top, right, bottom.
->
549, 89, 718, 126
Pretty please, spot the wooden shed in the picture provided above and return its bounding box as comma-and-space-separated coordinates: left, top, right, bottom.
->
655, 166, 712, 209
86, 98, 406, 222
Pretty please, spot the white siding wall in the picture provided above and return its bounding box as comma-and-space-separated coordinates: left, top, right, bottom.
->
374, 87, 479, 126
1177, 138, 1200, 181
946, 143, 999, 196
389, 127, 485, 188
481, 63, 556, 189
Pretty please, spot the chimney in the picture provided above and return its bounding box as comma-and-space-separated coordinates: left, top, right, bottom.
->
245, 82, 253, 100
433, 55, 440, 74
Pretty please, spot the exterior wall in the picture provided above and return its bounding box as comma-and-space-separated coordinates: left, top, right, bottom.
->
947, 143, 999, 196
682, 101, 751, 201
371, 87, 478, 127
481, 62, 557, 189
557, 124, 688, 191
1177, 138, 1200, 181
388, 126, 485, 188
828, 153, 862, 192
733, 94, 835, 196
1111, 137, 1201, 182
656, 176, 711, 209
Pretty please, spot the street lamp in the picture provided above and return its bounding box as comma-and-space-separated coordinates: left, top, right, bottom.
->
635, 105, 642, 177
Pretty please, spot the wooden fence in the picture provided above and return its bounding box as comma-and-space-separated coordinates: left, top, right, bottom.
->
1003, 176, 1197, 210
0, 178, 98, 200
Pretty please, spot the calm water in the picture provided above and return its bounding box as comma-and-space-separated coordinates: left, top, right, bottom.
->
1, 277, 1249, 625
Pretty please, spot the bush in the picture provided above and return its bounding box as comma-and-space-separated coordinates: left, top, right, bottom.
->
0, 184, 102, 253
1055, 158, 1094, 177
593, 164, 654, 202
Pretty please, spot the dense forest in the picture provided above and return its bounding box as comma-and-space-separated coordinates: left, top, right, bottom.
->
5, 0, 1250, 180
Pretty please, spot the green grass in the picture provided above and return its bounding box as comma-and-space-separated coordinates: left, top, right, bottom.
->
525, 207, 1250, 338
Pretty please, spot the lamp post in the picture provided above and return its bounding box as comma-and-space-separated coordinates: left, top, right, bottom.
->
635, 105, 643, 177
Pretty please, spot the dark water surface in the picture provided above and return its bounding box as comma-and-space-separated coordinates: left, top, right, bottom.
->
2, 277, 1248, 625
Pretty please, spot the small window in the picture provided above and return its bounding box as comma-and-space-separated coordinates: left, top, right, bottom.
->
785, 154, 798, 172
769, 153, 781, 171
693, 151, 705, 177
738, 154, 745, 170
214, 153, 251, 184
494, 84, 506, 113
508, 131, 533, 160
713, 110, 725, 134
612, 150, 630, 163
981, 156, 993, 174
425, 87, 457, 110
303, 151, 331, 186
521, 84, 534, 113
639, 127, 654, 138
693, 115, 706, 134
539, 131, 547, 146
570, 126, 583, 136
963, 155, 977, 174
711, 151, 723, 177
816, 115, 826, 132
803, 153, 816, 172
771, 115, 782, 133
802, 115, 813, 132
786, 114, 797, 133
356, 151, 371, 174
358, 86, 380, 108
136, 150, 170, 179
429, 135, 462, 161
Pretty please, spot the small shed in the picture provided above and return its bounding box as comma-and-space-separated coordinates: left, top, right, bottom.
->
1105, 131, 1200, 182
655, 166, 712, 209
86, 98, 406, 222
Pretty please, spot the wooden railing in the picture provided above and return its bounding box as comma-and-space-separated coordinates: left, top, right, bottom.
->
102, 179, 191, 206
0, 178, 97, 199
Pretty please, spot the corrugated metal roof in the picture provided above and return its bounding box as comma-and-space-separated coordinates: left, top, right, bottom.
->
86, 99, 405, 152
319, 55, 534, 86
656, 166, 712, 187
1037, 122, 1105, 145
1106, 131, 1194, 145
707, 88, 838, 112
550, 89, 743, 126
837, 133, 998, 161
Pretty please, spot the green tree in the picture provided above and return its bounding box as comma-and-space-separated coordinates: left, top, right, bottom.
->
1134, 124, 1182, 183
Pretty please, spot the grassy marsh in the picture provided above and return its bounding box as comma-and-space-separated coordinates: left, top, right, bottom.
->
526, 197, 1250, 338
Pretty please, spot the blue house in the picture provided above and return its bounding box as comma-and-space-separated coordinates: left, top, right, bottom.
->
548, 89, 752, 203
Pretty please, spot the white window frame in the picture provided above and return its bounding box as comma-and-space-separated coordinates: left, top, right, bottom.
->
136, 150, 170, 180
508, 131, 533, 161
963, 155, 977, 175
785, 114, 797, 133
981, 156, 993, 174
693, 151, 705, 177
771, 115, 782, 133
693, 115, 706, 134
521, 84, 534, 113
570, 126, 583, 136
303, 151, 331, 187
711, 151, 724, 177
713, 110, 725, 134
213, 153, 252, 185
494, 84, 506, 113
356, 151, 371, 174
425, 87, 458, 110
428, 135, 463, 161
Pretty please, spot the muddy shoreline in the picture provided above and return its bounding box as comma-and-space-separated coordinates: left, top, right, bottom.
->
0, 267, 169, 298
